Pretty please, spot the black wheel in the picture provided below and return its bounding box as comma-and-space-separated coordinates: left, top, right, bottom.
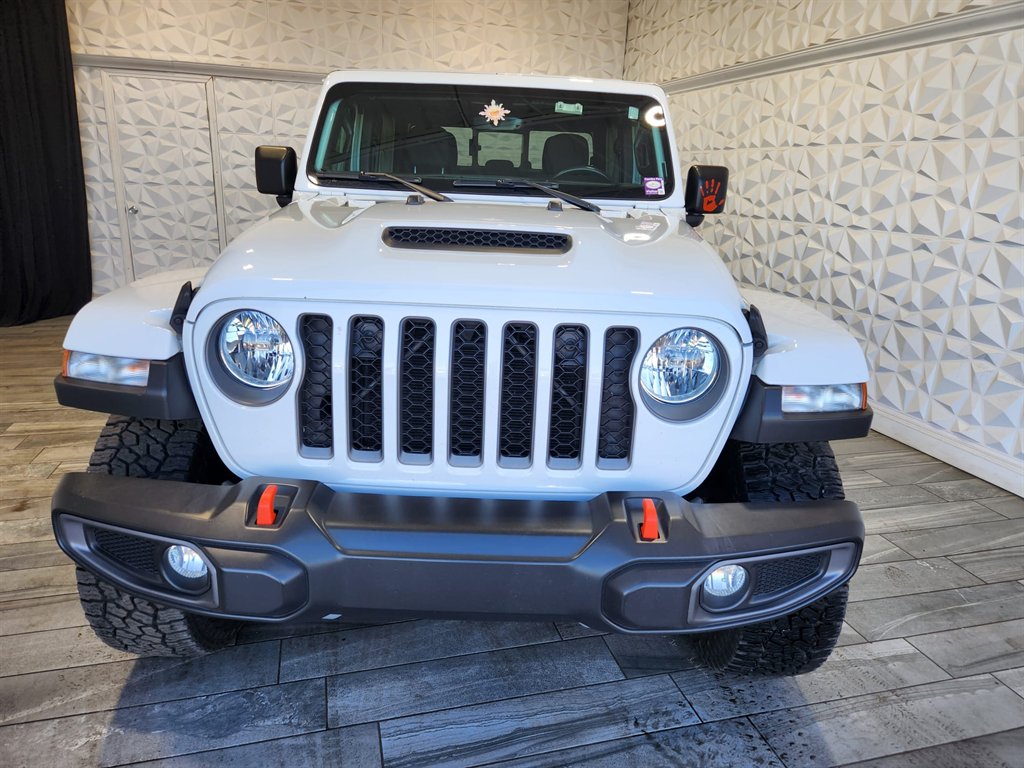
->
694, 440, 849, 676
78, 416, 239, 657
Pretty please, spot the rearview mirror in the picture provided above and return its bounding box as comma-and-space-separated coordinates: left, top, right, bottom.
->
684, 165, 728, 226
255, 146, 297, 207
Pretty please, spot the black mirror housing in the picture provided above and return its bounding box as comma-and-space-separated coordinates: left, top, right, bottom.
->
255, 146, 297, 206
684, 165, 728, 226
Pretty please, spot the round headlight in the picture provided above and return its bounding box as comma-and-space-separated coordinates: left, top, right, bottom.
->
219, 310, 295, 388
639, 328, 720, 404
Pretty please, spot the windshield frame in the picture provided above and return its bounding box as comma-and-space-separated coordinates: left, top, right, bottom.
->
300, 74, 680, 207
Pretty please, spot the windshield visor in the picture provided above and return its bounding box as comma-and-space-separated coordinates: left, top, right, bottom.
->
308, 82, 674, 201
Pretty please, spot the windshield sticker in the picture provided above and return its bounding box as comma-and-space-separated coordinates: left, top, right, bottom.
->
643, 177, 665, 196
555, 101, 583, 115
627, 106, 640, 120
479, 99, 511, 127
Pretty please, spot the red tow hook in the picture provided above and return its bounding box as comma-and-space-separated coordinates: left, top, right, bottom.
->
256, 484, 279, 526
639, 498, 660, 541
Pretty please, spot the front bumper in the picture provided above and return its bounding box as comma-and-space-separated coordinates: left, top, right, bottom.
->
52, 473, 863, 633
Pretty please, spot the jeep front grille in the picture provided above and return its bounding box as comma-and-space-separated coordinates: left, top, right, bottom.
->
348, 316, 384, 459
299, 315, 333, 453
299, 316, 638, 469
549, 325, 588, 468
399, 318, 436, 462
449, 320, 487, 465
498, 323, 538, 466
596, 328, 639, 468
383, 227, 571, 254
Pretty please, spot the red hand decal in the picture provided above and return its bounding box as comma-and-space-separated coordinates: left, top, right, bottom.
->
700, 178, 721, 212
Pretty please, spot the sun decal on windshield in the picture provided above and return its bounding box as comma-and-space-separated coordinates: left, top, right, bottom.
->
479, 99, 511, 126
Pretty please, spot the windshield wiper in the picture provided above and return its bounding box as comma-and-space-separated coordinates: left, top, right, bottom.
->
452, 178, 600, 213
316, 170, 451, 202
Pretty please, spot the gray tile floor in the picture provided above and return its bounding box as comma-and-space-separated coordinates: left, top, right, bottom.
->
1, 317, 1022, 767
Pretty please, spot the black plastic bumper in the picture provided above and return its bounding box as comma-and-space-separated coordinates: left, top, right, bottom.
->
52, 473, 864, 633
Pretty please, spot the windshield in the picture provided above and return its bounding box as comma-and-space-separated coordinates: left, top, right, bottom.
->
308, 82, 674, 201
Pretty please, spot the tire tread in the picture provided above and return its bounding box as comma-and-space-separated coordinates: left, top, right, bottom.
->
695, 440, 849, 676
78, 415, 237, 657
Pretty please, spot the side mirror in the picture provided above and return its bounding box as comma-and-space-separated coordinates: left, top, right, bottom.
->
684, 165, 728, 226
255, 145, 297, 207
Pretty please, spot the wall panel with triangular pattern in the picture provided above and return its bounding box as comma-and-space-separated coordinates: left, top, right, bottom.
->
67, 0, 629, 291
624, 2, 1023, 481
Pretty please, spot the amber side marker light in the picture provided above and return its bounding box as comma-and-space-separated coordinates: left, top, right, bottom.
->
61, 349, 71, 377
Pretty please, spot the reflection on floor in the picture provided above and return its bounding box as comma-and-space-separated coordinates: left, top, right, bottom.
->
1, 316, 1022, 767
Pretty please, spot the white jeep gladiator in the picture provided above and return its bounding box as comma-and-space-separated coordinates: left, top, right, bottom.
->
52, 71, 871, 676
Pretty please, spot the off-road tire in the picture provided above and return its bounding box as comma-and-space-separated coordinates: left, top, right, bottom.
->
699, 440, 845, 504
695, 440, 849, 676
87, 415, 226, 482
77, 415, 239, 657
77, 568, 238, 657
696, 584, 849, 676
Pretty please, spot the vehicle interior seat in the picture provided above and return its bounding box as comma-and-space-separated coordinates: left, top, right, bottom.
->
483, 159, 516, 175
401, 132, 458, 175
542, 134, 590, 175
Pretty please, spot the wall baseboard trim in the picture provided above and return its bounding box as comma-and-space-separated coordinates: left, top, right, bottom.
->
663, 1, 1024, 94
870, 403, 1023, 497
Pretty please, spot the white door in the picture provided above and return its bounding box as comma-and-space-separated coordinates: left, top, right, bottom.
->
107, 73, 224, 281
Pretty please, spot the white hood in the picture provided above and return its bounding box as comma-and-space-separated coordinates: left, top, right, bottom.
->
193, 198, 750, 337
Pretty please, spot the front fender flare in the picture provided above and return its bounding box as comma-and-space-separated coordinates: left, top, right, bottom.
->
62, 268, 206, 360
742, 288, 869, 386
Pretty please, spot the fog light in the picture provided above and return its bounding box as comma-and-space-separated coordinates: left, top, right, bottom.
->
163, 548, 207, 581
703, 564, 748, 597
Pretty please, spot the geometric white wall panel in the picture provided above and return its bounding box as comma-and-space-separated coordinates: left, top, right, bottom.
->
67, 0, 631, 294
109, 75, 220, 279
66, 0, 629, 79
664, 28, 1024, 464
73, 66, 125, 295
214, 78, 321, 244
624, 0, 1005, 82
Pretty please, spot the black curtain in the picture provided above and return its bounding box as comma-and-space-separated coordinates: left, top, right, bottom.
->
0, 0, 91, 325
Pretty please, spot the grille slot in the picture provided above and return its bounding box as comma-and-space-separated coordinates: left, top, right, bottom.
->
296, 314, 640, 473
299, 314, 333, 453
348, 315, 385, 460
92, 527, 161, 578
597, 327, 639, 467
754, 554, 826, 596
399, 318, 435, 462
384, 227, 570, 253
449, 320, 486, 464
549, 325, 588, 467
498, 322, 538, 466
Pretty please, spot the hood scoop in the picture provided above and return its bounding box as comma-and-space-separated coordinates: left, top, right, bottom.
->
383, 227, 571, 254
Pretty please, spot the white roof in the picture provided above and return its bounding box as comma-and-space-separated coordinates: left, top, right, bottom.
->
321, 69, 668, 101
